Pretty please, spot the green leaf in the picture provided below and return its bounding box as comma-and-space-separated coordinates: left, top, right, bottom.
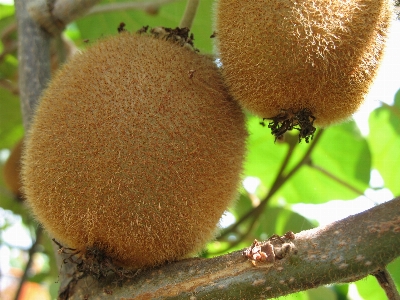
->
275, 291, 308, 300
389, 89, 400, 136
312, 122, 371, 186
254, 206, 315, 238
244, 115, 287, 189
368, 91, 400, 195
332, 284, 349, 300
245, 118, 371, 205
75, 0, 215, 52
0, 88, 24, 149
307, 286, 337, 300
278, 122, 371, 204
356, 275, 387, 299
387, 256, 400, 291
230, 193, 253, 220
0, 4, 14, 19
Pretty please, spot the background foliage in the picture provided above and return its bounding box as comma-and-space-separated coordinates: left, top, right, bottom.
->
0, 0, 399, 299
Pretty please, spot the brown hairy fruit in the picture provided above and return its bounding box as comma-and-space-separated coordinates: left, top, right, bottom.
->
215, 0, 392, 127
22, 33, 246, 269
3, 138, 24, 199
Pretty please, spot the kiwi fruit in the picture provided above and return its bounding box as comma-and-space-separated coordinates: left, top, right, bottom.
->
22, 32, 246, 269
215, 0, 391, 132
3, 138, 24, 199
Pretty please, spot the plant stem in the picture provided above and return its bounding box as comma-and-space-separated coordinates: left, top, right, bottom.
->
372, 269, 400, 300
13, 226, 43, 300
308, 163, 370, 199
179, 0, 200, 29
215, 130, 323, 248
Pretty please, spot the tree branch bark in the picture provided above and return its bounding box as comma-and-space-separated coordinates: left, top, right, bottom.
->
15, 0, 51, 128
26, 0, 180, 36
61, 197, 400, 299
27, 0, 101, 35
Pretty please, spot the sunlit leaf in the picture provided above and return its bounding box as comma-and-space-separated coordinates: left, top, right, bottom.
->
229, 193, 253, 220
244, 115, 287, 189
387, 256, 400, 291
356, 275, 386, 299
279, 122, 371, 204
0, 4, 14, 19
368, 90, 400, 195
332, 284, 349, 300
75, 0, 215, 52
254, 206, 315, 238
307, 286, 337, 300
0, 88, 24, 149
275, 291, 308, 300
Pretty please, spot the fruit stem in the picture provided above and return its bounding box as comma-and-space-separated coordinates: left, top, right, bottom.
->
372, 269, 400, 300
179, 0, 199, 29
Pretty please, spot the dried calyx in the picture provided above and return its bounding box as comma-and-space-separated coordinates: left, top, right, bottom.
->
260, 108, 316, 143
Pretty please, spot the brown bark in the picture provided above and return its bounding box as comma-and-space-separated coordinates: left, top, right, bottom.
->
62, 197, 400, 299
15, 0, 51, 127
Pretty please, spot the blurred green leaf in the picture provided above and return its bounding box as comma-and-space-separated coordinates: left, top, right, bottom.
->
0, 88, 23, 148
245, 119, 371, 205
307, 286, 337, 300
244, 115, 287, 189
356, 275, 386, 300
0, 4, 14, 19
387, 256, 400, 291
332, 284, 349, 300
312, 122, 371, 185
75, 0, 215, 52
276, 291, 309, 300
255, 206, 315, 238
230, 193, 253, 220
278, 122, 371, 204
389, 89, 400, 135
368, 91, 400, 195
29, 272, 52, 284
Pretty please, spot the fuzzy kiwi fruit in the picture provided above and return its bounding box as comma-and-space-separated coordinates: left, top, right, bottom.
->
3, 138, 24, 199
215, 0, 391, 129
22, 32, 247, 269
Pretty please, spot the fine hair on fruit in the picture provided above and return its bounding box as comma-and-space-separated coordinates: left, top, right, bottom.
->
215, 0, 392, 140
22, 31, 247, 269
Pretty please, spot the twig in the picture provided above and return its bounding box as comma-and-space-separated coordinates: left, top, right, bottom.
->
372, 269, 400, 300
28, 0, 101, 35
217, 130, 324, 244
13, 227, 43, 300
308, 163, 370, 199
213, 131, 324, 254
179, 0, 200, 29
0, 79, 19, 95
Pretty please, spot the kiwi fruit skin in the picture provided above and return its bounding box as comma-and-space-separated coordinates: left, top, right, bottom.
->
22, 33, 247, 269
215, 0, 392, 126
3, 138, 24, 198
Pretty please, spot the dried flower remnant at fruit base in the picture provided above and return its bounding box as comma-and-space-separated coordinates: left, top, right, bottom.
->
260, 108, 316, 143
215, 0, 391, 138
